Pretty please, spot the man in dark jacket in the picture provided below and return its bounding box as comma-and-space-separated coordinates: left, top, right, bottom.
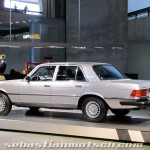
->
0, 54, 7, 74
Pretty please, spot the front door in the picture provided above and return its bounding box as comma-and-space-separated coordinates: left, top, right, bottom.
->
19, 65, 56, 105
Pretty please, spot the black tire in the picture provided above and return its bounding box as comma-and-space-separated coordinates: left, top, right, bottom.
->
82, 97, 108, 122
29, 107, 39, 111
111, 109, 130, 117
0, 93, 12, 116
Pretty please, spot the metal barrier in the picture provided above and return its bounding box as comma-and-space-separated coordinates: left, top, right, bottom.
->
128, 7, 150, 20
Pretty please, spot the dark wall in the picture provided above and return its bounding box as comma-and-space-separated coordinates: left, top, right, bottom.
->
66, 0, 128, 72
30, 17, 66, 63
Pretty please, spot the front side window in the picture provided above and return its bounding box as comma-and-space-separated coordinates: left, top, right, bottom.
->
93, 65, 127, 80
56, 66, 86, 81
30, 66, 56, 81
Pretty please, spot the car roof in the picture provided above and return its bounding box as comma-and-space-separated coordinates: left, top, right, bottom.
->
39, 62, 110, 67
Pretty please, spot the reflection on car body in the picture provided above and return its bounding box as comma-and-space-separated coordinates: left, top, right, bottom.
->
0, 62, 150, 122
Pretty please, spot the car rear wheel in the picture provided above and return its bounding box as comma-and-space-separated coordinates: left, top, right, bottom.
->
111, 109, 130, 117
29, 107, 40, 111
82, 97, 108, 122
0, 93, 12, 116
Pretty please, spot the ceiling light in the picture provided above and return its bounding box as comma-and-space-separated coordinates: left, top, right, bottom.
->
15, 21, 19, 24
34, 47, 43, 49
112, 47, 124, 50
0, 45, 9, 47
49, 46, 64, 48
22, 21, 26, 24
95, 47, 104, 49
72, 46, 86, 49
9, 46, 21, 48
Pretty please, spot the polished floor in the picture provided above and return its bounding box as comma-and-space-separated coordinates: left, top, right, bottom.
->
0, 106, 150, 150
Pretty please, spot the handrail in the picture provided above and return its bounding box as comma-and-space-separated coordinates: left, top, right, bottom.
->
4, 8, 43, 14
128, 7, 150, 19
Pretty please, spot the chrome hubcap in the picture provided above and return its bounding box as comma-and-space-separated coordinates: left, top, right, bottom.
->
0, 97, 5, 112
85, 101, 100, 118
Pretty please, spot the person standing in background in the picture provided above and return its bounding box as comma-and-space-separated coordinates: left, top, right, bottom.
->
0, 54, 7, 80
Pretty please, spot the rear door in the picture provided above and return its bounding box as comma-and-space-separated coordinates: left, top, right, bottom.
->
51, 65, 87, 108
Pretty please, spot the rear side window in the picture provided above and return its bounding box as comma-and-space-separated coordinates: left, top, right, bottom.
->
93, 65, 127, 80
76, 67, 86, 81
56, 66, 86, 81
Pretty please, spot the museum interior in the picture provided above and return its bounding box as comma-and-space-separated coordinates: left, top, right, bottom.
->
0, 0, 149, 80
0, 0, 150, 149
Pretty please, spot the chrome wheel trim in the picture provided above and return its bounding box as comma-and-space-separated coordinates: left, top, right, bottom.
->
85, 101, 100, 118
0, 97, 5, 112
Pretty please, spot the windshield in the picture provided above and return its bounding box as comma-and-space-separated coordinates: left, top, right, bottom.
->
93, 65, 127, 80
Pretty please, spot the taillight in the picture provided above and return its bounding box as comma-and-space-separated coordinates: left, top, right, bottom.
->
130, 89, 148, 97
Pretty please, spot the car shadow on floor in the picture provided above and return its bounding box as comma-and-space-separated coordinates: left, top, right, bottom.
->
105, 115, 148, 125
8, 109, 150, 125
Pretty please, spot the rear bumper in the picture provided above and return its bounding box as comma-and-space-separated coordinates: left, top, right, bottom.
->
120, 99, 150, 109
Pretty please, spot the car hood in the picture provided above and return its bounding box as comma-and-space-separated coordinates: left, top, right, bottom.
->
0, 79, 22, 87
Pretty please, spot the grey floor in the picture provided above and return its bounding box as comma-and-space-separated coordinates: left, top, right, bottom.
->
0, 106, 150, 150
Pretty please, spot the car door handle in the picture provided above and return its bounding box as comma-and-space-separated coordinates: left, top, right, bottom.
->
75, 85, 82, 88
44, 85, 51, 87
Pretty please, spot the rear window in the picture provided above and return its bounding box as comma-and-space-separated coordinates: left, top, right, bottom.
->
93, 65, 127, 80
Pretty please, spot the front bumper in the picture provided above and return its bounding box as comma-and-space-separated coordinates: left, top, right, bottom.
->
120, 99, 150, 109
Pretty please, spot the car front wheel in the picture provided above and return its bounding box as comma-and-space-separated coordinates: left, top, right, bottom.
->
0, 93, 12, 116
82, 97, 108, 122
111, 109, 130, 117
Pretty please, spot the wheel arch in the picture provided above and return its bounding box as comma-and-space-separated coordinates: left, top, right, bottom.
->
0, 90, 12, 103
78, 94, 109, 110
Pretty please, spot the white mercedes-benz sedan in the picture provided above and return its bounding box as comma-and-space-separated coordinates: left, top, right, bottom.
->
0, 62, 150, 122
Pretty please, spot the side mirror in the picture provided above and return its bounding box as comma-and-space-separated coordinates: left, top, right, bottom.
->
26, 76, 31, 82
